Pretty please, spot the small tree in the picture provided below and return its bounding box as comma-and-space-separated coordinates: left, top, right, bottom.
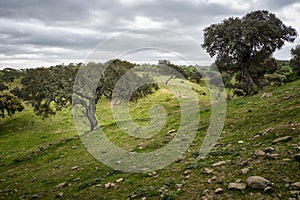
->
290, 45, 300, 76
202, 10, 297, 94
0, 92, 24, 118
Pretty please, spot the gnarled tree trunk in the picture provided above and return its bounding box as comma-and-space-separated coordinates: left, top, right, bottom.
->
241, 63, 255, 95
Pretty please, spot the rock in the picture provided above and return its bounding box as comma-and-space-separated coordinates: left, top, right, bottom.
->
291, 182, 300, 189
215, 188, 223, 194
241, 168, 249, 174
290, 190, 300, 196
148, 171, 157, 177
183, 170, 191, 175
71, 146, 77, 149
116, 178, 124, 183
211, 161, 226, 167
228, 183, 246, 191
175, 184, 183, 188
293, 153, 300, 161
55, 192, 64, 198
238, 140, 244, 144
176, 156, 185, 162
261, 93, 272, 98
264, 147, 275, 153
246, 176, 271, 189
73, 178, 80, 182
31, 193, 44, 199
71, 166, 79, 170
265, 153, 279, 159
55, 182, 68, 189
253, 150, 265, 156
272, 136, 292, 144
104, 182, 115, 189
264, 186, 273, 193
204, 168, 213, 174
141, 197, 147, 200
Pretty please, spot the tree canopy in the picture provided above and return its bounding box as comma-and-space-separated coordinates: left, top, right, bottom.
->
202, 10, 297, 94
290, 45, 300, 76
0, 92, 24, 118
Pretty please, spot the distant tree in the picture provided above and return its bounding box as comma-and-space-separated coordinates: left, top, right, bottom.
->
0, 92, 24, 118
0, 83, 8, 91
73, 60, 158, 131
21, 64, 79, 117
202, 10, 297, 94
290, 45, 300, 76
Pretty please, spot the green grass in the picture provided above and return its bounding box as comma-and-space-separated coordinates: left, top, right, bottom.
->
0, 79, 300, 199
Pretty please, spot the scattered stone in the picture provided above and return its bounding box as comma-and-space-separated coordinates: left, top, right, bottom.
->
246, 176, 271, 189
264, 186, 273, 193
272, 136, 292, 144
238, 160, 248, 166
176, 156, 185, 162
260, 128, 274, 136
290, 190, 300, 196
264, 147, 275, 153
293, 153, 300, 161
207, 176, 217, 184
291, 182, 300, 189
204, 168, 213, 174
55, 182, 68, 189
141, 197, 147, 200
183, 170, 191, 175
148, 171, 157, 177
265, 153, 279, 159
211, 161, 226, 167
228, 183, 246, 191
104, 182, 115, 189
261, 93, 272, 98
235, 179, 242, 183
73, 178, 80, 182
71, 146, 77, 149
241, 168, 249, 174
215, 188, 223, 194
116, 178, 124, 183
31, 193, 44, 199
168, 129, 176, 134
71, 166, 79, 170
238, 140, 244, 144
55, 192, 64, 198
253, 150, 265, 156
175, 184, 183, 188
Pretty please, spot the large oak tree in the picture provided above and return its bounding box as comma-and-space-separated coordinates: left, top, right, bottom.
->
202, 10, 297, 94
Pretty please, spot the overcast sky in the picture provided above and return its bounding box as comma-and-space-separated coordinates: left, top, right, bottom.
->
0, 0, 299, 69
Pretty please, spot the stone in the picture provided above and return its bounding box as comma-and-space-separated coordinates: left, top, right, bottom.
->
73, 178, 80, 182
253, 150, 265, 156
211, 161, 226, 167
31, 193, 44, 199
116, 178, 124, 183
175, 184, 183, 188
55, 192, 64, 198
238, 141, 244, 144
183, 170, 191, 175
291, 182, 300, 189
261, 93, 272, 98
55, 182, 68, 189
246, 176, 271, 189
293, 153, 300, 161
272, 136, 292, 144
264, 147, 275, 153
141, 197, 147, 200
265, 153, 279, 159
241, 168, 249, 174
104, 182, 113, 189
264, 186, 274, 193
176, 156, 185, 162
204, 168, 213, 174
215, 188, 223, 194
228, 183, 246, 191
71, 166, 79, 170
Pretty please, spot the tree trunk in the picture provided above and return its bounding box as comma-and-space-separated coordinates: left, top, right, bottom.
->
241, 63, 255, 95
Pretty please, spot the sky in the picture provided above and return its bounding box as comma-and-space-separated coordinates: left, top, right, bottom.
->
0, 0, 299, 69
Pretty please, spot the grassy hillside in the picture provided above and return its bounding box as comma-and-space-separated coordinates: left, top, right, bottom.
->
0, 79, 299, 199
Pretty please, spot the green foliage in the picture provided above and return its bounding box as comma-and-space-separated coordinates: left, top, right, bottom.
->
290, 45, 300, 76
21, 64, 79, 117
0, 82, 8, 91
0, 92, 24, 118
202, 10, 297, 94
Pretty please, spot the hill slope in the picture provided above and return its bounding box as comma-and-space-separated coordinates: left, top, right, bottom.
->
0, 80, 299, 199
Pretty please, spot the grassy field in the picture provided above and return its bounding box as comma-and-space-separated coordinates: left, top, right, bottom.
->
0, 79, 299, 199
